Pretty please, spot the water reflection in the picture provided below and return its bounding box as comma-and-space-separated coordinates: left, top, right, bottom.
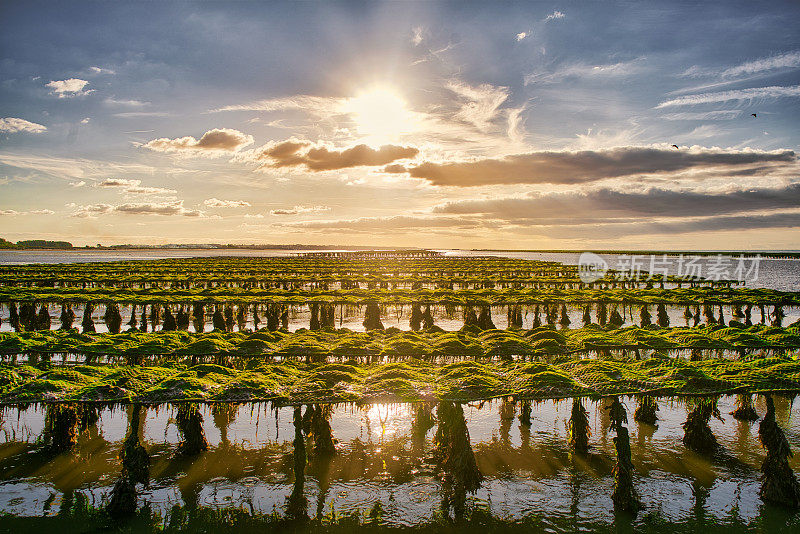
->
0, 395, 797, 531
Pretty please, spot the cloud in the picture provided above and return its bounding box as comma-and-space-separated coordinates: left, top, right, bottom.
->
446, 80, 510, 132
71, 200, 202, 218
211, 95, 346, 115
544, 11, 565, 22
69, 181, 86, 187
433, 184, 800, 221
70, 203, 113, 218
242, 140, 418, 171
516, 32, 528, 41
412, 26, 424, 46
203, 198, 251, 208
524, 58, 645, 85
0, 210, 21, 216
656, 85, 800, 108
96, 178, 177, 195
80, 117, 91, 124
269, 205, 331, 215
46, 78, 92, 97
0, 117, 47, 134
29, 209, 55, 215
660, 110, 742, 121
143, 128, 254, 156
104, 97, 150, 107
682, 50, 800, 78
401, 146, 797, 186
276, 215, 479, 233
89, 66, 116, 75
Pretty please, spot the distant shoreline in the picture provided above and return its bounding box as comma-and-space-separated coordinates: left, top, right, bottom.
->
1, 246, 798, 258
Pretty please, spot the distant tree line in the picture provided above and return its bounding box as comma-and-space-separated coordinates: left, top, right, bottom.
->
0, 238, 73, 249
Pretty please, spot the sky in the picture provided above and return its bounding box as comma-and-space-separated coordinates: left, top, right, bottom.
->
1, 0, 799, 249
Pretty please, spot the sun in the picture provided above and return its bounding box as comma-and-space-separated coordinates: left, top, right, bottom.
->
343, 87, 417, 145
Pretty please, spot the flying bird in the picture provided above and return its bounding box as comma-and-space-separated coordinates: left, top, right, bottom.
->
672, 144, 679, 149
751, 113, 757, 118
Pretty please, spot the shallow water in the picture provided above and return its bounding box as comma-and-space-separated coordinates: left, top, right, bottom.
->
0, 249, 799, 531
0, 396, 799, 531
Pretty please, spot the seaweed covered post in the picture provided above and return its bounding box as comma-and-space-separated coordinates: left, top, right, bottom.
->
304, 404, 336, 457
176, 306, 190, 331
59, 303, 75, 330
175, 403, 209, 455
104, 303, 122, 334
639, 305, 652, 327
363, 302, 384, 331
43, 403, 79, 452
212, 307, 226, 331
126, 305, 137, 331
421, 304, 435, 330
682, 398, 720, 454
36, 304, 51, 331
559, 304, 571, 328
286, 406, 308, 521
730, 394, 759, 421
161, 306, 177, 331
758, 395, 800, 508
463, 305, 478, 327
410, 303, 423, 331
607, 397, 639, 513
477, 306, 496, 330
581, 304, 591, 326
567, 398, 590, 454
81, 303, 96, 333
656, 303, 670, 327
434, 402, 483, 520
107, 404, 150, 519
412, 402, 436, 438
608, 306, 624, 328
507, 305, 523, 329
309, 302, 320, 330
9, 301, 20, 332
192, 303, 205, 333
519, 400, 532, 427
634, 396, 659, 426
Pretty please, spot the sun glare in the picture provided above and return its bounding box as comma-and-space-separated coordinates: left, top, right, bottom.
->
344, 87, 417, 144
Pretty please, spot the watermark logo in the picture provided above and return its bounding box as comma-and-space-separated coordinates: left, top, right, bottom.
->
578, 252, 608, 283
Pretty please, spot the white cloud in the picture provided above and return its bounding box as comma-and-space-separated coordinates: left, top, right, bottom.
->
69, 181, 86, 187
211, 95, 346, 115
203, 198, 251, 208
46, 78, 92, 97
682, 50, 800, 78
97, 178, 177, 195
269, 205, 331, 215
544, 11, 565, 22
412, 26, 424, 46
516, 32, 528, 41
656, 85, 800, 108
660, 110, 743, 121
0, 117, 47, 134
104, 97, 150, 107
80, 117, 91, 124
446, 80, 510, 132
89, 66, 116, 75
71, 200, 202, 218
0, 210, 21, 216
29, 209, 55, 215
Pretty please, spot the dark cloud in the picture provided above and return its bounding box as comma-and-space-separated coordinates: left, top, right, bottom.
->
434, 184, 800, 220
248, 141, 418, 171
403, 147, 796, 186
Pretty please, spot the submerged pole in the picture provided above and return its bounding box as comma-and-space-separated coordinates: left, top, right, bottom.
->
567, 398, 590, 454
287, 406, 308, 520
434, 402, 482, 520
758, 395, 800, 508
